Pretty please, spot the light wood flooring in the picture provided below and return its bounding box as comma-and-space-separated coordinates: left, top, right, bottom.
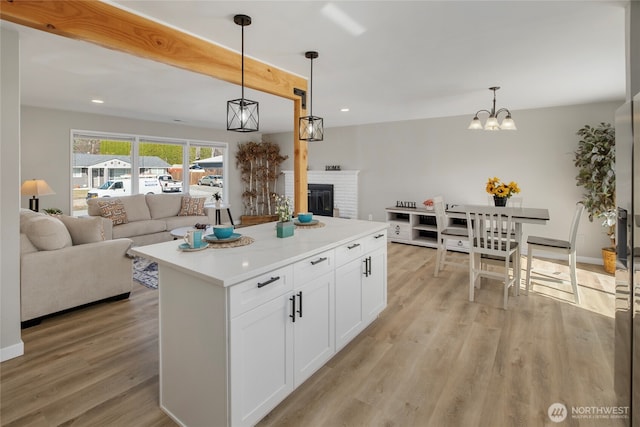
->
1, 243, 624, 426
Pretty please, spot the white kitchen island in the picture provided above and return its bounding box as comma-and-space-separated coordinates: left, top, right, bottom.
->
130, 217, 388, 427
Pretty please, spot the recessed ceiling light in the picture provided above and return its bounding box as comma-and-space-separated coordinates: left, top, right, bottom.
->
340, 108, 350, 112
91, 99, 104, 104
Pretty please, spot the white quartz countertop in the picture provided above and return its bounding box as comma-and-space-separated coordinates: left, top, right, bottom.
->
130, 217, 388, 288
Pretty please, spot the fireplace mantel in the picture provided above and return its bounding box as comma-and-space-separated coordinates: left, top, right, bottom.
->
283, 170, 360, 219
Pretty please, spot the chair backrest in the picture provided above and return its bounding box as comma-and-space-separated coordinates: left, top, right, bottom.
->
464, 206, 516, 257
569, 202, 585, 247
508, 197, 523, 208
433, 195, 446, 233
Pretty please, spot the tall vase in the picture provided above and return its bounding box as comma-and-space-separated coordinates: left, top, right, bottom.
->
494, 196, 508, 207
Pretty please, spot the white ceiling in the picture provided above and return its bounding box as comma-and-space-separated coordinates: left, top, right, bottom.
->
3, 0, 627, 134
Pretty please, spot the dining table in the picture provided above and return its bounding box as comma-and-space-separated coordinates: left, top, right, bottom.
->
446, 204, 551, 288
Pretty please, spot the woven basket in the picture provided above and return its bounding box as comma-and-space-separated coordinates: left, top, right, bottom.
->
602, 248, 616, 274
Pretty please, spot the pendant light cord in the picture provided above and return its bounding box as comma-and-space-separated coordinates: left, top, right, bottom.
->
309, 56, 313, 117
241, 24, 245, 101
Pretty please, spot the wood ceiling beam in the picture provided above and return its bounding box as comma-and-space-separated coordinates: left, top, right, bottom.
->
2, 0, 310, 213
0, 0, 307, 100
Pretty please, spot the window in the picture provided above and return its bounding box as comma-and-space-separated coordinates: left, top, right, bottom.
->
71, 130, 227, 216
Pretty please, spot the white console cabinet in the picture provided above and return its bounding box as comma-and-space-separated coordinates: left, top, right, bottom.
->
386, 206, 468, 252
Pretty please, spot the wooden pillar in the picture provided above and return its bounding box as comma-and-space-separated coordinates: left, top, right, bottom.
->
293, 98, 308, 214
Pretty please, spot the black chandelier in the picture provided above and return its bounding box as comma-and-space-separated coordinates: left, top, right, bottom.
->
468, 86, 516, 131
299, 51, 324, 141
227, 14, 259, 132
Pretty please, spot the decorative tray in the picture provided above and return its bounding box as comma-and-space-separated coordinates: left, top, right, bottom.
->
294, 219, 319, 226
204, 233, 242, 243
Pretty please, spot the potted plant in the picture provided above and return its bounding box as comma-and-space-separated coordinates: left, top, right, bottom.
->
485, 177, 520, 206
573, 122, 616, 273
43, 208, 63, 216
274, 194, 294, 238
235, 140, 288, 225
212, 192, 222, 207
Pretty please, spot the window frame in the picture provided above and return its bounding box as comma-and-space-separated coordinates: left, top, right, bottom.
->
70, 129, 228, 215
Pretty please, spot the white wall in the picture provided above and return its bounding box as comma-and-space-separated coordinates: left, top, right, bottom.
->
21, 105, 260, 221
266, 100, 622, 261
1, 28, 24, 361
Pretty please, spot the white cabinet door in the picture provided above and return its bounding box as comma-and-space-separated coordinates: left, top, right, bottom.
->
293, 273, 335, 387
230, 295, 294, 427
335, 258, 364, 350
362, 247, 387, 324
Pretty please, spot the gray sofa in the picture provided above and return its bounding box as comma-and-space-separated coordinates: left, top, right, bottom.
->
86, 193, 216, 246
20, 209, 133, 326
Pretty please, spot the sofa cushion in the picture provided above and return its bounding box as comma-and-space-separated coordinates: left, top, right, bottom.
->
97, 199, 129, 225
146, 193, 183, 219
112, 219, 167, 239
23, 216, 72, 251
164, 215, 210, 231
58, 215, 105, 245
20, 233, 39, 255
178, 196, 206, 216
20, 208, 45, 231
119, 194, 152, 222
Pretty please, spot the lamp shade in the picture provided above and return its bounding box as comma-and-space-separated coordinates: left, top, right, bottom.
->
20, 179, 55, 197
500, 116, 517, 130
468, 117, 483, 130
484, 116, 500, 131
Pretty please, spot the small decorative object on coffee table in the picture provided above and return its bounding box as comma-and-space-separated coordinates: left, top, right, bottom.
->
486, 176, 520, 207
275, 195, 294, 238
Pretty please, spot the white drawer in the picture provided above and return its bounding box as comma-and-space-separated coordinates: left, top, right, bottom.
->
388, 222, 410, 241
229, 265, 294, 318
294, 249, 335, 285
363, 229, 387, 253
335, 237, 365, 267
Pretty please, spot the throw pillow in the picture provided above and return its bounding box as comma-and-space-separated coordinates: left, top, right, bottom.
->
23, 216, 73, 251
58, 215, 105, 245
178, 196, 206, 216
97, 199, 128, 225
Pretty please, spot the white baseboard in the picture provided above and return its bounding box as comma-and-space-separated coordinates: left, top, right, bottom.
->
1, 341, 24, 362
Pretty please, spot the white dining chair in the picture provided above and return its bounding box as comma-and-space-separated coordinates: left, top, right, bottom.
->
433, 196, 469, 277
465, 206, 520, 309
525, 202, 585, 304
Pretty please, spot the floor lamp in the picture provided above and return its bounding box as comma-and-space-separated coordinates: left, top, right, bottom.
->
20, 179, 55, 212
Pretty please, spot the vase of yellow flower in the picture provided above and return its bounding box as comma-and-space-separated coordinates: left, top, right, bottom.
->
486, 177, 520, 206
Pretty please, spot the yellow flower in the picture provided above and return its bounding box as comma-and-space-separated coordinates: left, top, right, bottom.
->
486, 177, 520, 198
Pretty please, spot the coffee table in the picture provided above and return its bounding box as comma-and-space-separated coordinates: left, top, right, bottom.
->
170, 226, 212, 240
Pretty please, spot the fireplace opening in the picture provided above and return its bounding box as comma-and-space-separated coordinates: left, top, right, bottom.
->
308, 184, 334, 217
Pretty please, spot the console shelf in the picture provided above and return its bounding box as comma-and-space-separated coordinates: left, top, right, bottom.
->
385, 206, 468, 252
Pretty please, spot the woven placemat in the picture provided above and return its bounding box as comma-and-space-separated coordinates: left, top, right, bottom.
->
295, 221, 325, 229
207, 235, 255, 249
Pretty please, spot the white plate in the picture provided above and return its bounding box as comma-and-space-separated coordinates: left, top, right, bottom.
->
203, 232, 242, 243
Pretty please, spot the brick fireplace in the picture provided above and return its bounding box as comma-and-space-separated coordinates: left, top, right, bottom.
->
283, 170, 359, 219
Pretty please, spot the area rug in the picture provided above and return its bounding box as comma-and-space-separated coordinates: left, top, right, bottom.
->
133, 257, 158, 289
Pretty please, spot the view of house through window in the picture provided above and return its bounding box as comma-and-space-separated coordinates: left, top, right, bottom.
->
71, 131, 227, 216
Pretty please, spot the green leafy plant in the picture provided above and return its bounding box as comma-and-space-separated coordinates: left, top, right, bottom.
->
573, 122, 615, 244
43, 208, 63, 215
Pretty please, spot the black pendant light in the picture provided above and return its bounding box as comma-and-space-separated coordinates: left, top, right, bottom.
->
227, 14, 259, 132
299, 51, 324, 141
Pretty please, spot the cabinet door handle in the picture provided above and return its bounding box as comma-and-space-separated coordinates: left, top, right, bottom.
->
310, 257, 328, 265
347, 243, 361, 250
374, 233, 385, 239
297, 291, 303, 318
363, 257, 369, 277
289, 295, 296, 323
257, 276, 280, 288
368, 256, 372, 276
